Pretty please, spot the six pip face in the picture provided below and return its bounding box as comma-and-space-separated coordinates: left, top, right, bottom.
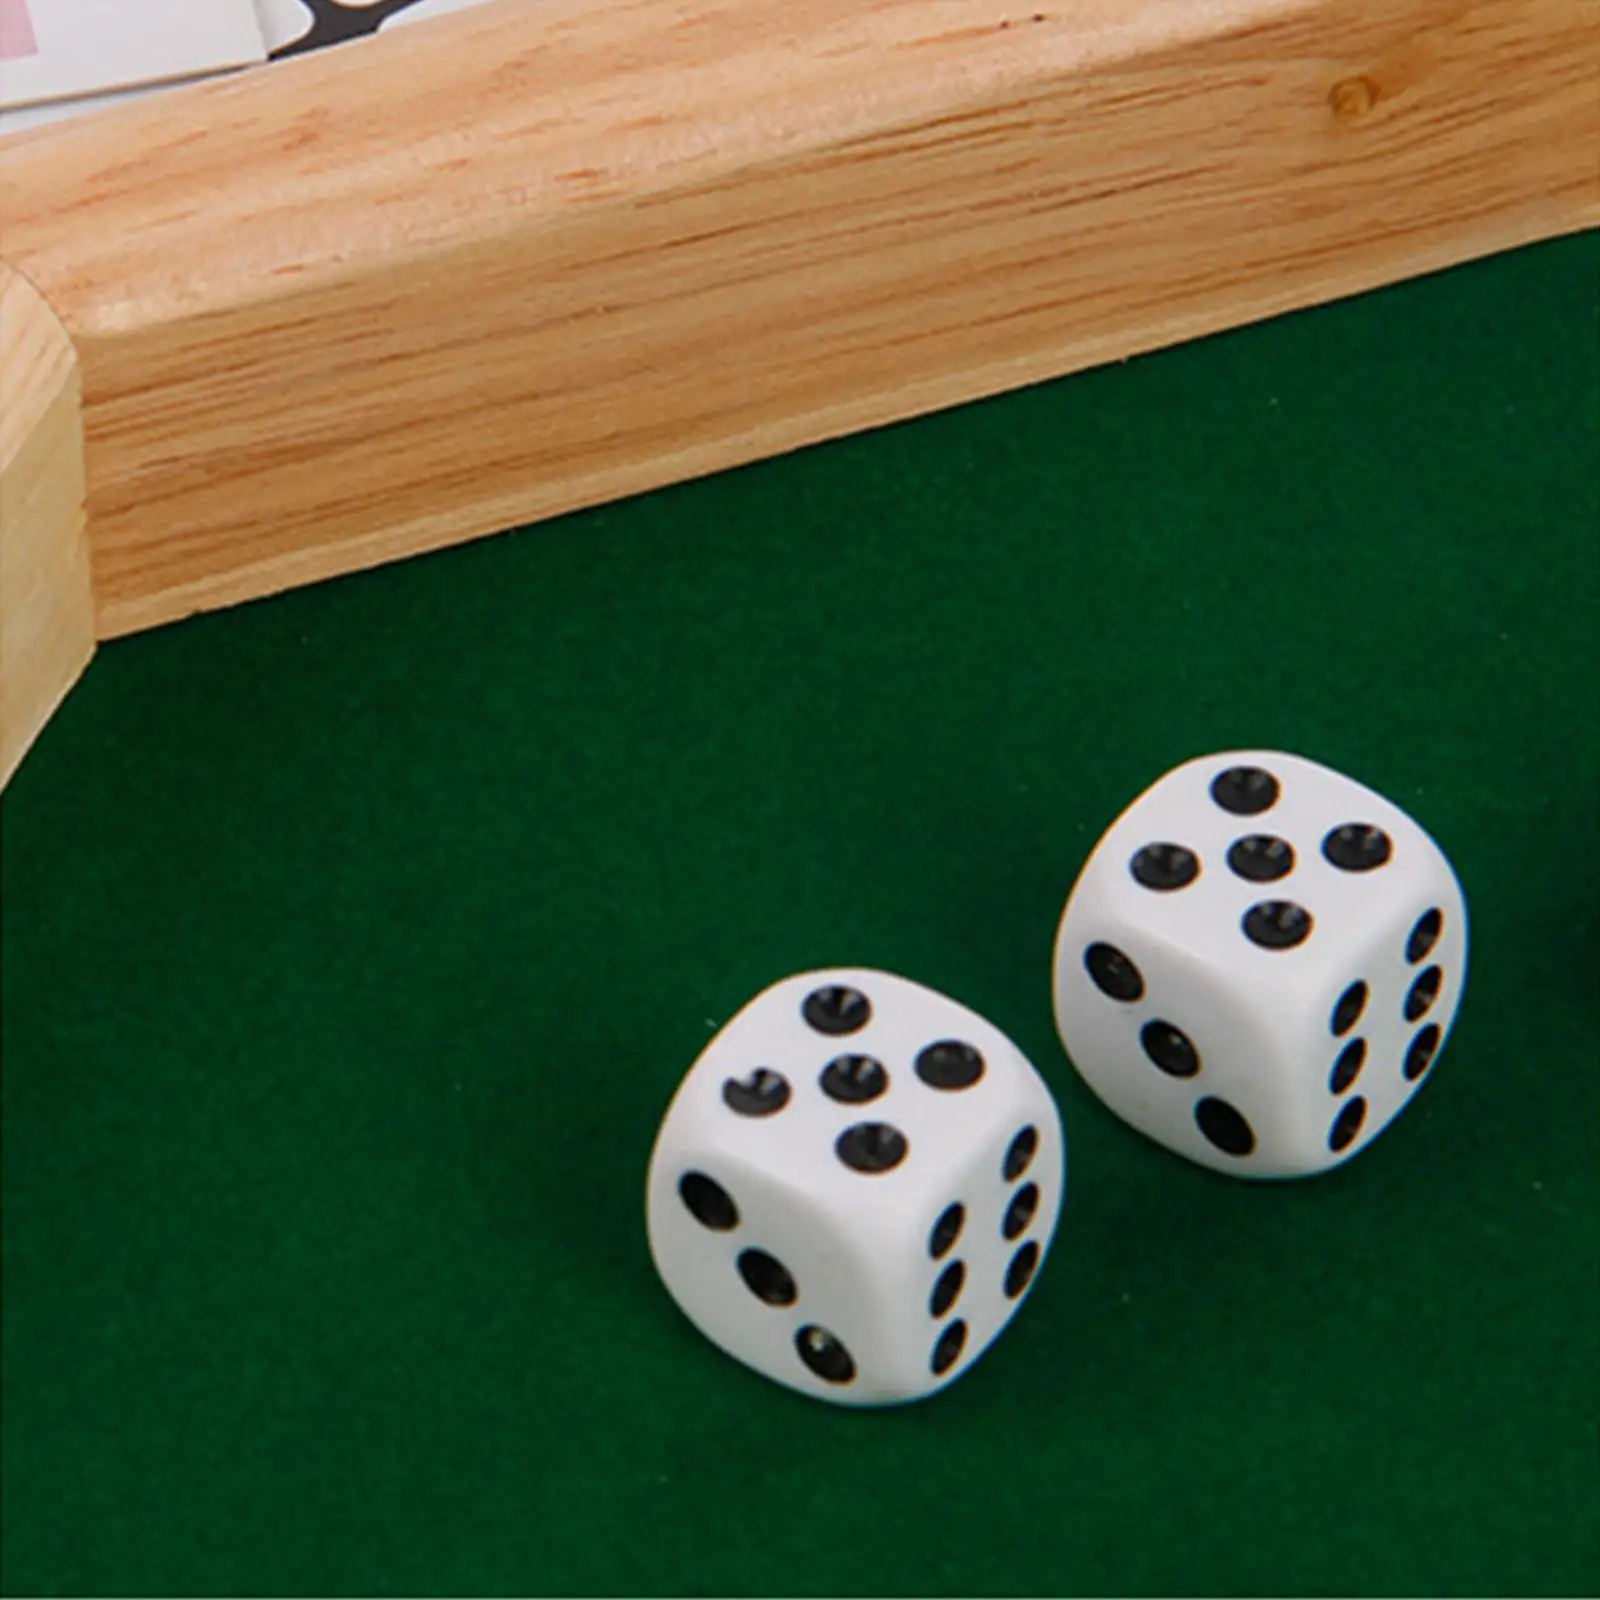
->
644, 969, 1065, 1407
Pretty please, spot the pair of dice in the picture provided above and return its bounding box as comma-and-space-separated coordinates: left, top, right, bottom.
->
645, 751, 1467, 1406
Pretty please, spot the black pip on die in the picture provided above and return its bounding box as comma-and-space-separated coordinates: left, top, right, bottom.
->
1051, 751, 1467, 1178
646, 969, 1064, 1405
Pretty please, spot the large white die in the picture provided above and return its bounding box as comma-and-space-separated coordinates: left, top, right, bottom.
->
1051, 751, 1468, 1179
645, 968, 1064, 1406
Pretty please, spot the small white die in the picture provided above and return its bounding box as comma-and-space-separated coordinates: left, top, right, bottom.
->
646, 969, 1064, 1405
1052, 751, 1467, 1178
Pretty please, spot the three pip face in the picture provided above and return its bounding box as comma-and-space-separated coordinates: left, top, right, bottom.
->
645, 750, 1468, 1405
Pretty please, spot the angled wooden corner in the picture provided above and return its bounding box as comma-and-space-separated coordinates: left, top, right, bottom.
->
0, 0, 1595, 786
0, 263, 93, 788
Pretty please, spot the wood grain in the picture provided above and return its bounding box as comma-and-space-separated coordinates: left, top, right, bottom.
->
0, 264, 92, 786
0, 0, 1595, 643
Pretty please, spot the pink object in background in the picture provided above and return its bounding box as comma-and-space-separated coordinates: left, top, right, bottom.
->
0, 0, 38, 59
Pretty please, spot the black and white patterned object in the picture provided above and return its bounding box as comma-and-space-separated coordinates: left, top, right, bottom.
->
260, 0, 486, 59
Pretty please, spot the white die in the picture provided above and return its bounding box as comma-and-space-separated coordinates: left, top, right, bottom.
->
645, 968, 1064, 1406
1051, 751, 1468, 1179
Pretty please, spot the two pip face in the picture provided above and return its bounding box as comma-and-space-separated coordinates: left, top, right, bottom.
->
645, 750, 1467, 1406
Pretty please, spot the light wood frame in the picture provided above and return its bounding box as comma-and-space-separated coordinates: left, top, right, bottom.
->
1, 0, 1595, 785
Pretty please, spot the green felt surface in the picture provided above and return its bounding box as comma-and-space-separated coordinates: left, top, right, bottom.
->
3, 230, 1598, 1599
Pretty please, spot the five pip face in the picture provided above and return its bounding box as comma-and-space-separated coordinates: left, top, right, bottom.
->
645, 750, 1468, 1405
